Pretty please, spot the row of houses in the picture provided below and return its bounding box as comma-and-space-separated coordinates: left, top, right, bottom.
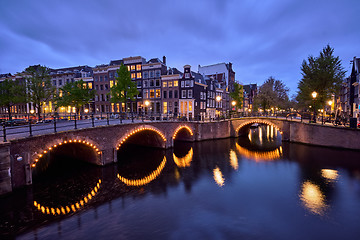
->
0, 55, 258, 120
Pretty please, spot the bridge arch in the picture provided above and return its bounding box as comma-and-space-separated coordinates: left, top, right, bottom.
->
31, 138, 102, 169
172, 125, 194, 142
116, 125, 167, 150
235, 119, 283, 137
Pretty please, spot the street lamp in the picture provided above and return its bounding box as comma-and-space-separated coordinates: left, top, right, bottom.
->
311, 91, 317, 123
144, 100, 150, 119
216, 96, 222, 120
231, 101, 236, 118
328, 100, 333, 123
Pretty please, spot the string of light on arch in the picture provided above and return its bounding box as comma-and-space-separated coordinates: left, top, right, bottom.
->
116, 127, 166, 150
117, 156, 167, 186
236, 120, 283, 135
172, 125, 194, 139
31, 139, 101, 168
33, 179, 102, 215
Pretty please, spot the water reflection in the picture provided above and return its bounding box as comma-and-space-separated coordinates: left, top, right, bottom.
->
321, 169, 339, 182
173, 147, 193, 168
299, 181, 328, 215
213, 167, 225, 187
229, 150, 238, 170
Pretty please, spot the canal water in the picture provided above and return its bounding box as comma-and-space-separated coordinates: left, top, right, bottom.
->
1, 125, 360, 239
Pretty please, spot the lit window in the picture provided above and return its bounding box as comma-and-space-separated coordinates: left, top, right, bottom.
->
131, 73, 136, 79
83, 83, 87, 88
163, 102, 167, 114
163, 82, 167, 87
127, 66, 130, 71
136, 64, 141, 71
110, 81, 114, 88
88, 82, 93, 89
59, 90, 63, 97
137, 72, 142, 79
189, 101, 193, 111
173, 81, 178, 87
143, 90, 148, 98
168, 81, 173, 87
131, 65, 136, 71
150, 89, 155, 98
156, 89, 161, 98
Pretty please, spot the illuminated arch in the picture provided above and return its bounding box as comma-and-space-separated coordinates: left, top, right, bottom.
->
173, 147, 193, 168
33, 179, 102, 215
116, 126, 166, 150
236, 120, 282, 136
117, 156, 167, 186
31, 138, 101, 169
235, 142, 282, 162
172, 125, 194, 140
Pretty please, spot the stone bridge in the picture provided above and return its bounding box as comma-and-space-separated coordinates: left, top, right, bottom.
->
1, 117, 360, 195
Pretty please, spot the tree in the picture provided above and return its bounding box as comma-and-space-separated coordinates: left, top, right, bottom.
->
56, 79, 95, 115
25, 65, 55, 120
0, 78, 26, 120
109, 63, 138, 115
254, 77, 290, 112
297, 44, 345, 110
229, 82, 243, 109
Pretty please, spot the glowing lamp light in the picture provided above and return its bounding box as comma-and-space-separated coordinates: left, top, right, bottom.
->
232, 101, 236, 106
328, 100, 333, 106
312, 91, 318, 99
216, 96, 222, 102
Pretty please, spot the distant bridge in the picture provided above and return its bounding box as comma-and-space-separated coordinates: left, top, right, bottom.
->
1, 117, 360, 195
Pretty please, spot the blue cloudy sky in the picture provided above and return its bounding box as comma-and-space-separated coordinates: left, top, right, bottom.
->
0, 0, 359, 95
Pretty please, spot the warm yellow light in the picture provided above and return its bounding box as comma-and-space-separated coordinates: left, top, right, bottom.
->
173, 148, 193, 167
328, 100, 333, 106
300, 181, 327, 215
84, 109, 89, 113
321, 169, 338, 181
145, 100, 150, 106
30, 109, 35, 114
231, 101, 236, 106
213, 167, 225, 187
312, 91, 318, 99
229, 150, 238, 170
216, 96, 222, 102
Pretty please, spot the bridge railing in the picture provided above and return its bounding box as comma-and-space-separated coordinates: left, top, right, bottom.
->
0, 111, 348, 142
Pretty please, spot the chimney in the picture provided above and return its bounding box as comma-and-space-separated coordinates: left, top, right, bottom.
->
163, 56, 166, 65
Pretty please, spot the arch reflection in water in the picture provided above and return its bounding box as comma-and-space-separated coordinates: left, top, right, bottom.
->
173, 147, 193, 168
213, 166, 225, 187
299, 181, 328, 216
321, 169, 339, 182
117, 157, 167, 187
235, 143, 282, 162
33, 179, 102, 216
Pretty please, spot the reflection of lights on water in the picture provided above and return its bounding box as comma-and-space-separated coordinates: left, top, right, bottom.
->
213, 167, 225, 187
33, 179, 102, 216
173, 148, 193, 168
267, 125, 270, 140
259, 127, 263, 144
321, 169, 339, 182
299, 181, 327, 215
235, 143, 282, 162
117, 156, 167, 186
248, 132, 252, 142
229, 150, 238, 170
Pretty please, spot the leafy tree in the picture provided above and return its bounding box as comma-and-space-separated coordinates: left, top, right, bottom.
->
25, 65, 55, 120
0, 78, 26, 120
254, 77, 289, 112
229, 82, 243, 109
56, 79, 95, 115
109, 63, 138, 115
297, 44, 345, 110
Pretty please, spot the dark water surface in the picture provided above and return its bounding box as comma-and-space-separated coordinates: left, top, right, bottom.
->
1, 126, 360, 240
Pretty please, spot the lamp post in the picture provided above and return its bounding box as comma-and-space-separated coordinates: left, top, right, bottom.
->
144, 100, 150, 120
216, 96, 222, 120
311, 91, 317, 123
328, 100, 333, 124
231, 101, 236, 118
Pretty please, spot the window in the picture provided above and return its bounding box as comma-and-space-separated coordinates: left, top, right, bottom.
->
185, 80, 190, 87
143, 89, 149, 98
127, 66, 130, 71
131, 73, 136, 79
137, 81, 142, 88
53, 80, 57, 86
163, 81, 167, 88
110, 81, 114, 88
155, 79, 160, 87
95, 76, 99, 82
168, 81, 173, 87
59, 79, 62, 86
174, 81, 178, 87
100, 85, 103, 90
150, 80, 154, 87
155, 70, 161, 78
137, 72, 142, 79
156, 89, 161, 98
131, 65, 136, 71
109, 72, 113, 79
115, 71, 118, 78
143, 80, 148, 88
66, 79, 70, 84
188, 90, 192, 98
149, 71, 154, 78
88, 82, 93, 89
185, 73, 190, 78
169, 91, 173, 99
163, 91, 167, 99
163, 102, 167, 114
150, 89, 155, 98
105, 84, 108, 90
95, 95, 98, 101
95, 85, 99, 90
143, 71, 148, 79
181, 81, 184, 87
189, 101, 192, 111
136, 64, 141, 71
191, 80, 193, 87
100, 76, 103, 82
182, 90, 186, 98
174, 90, 178, 98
